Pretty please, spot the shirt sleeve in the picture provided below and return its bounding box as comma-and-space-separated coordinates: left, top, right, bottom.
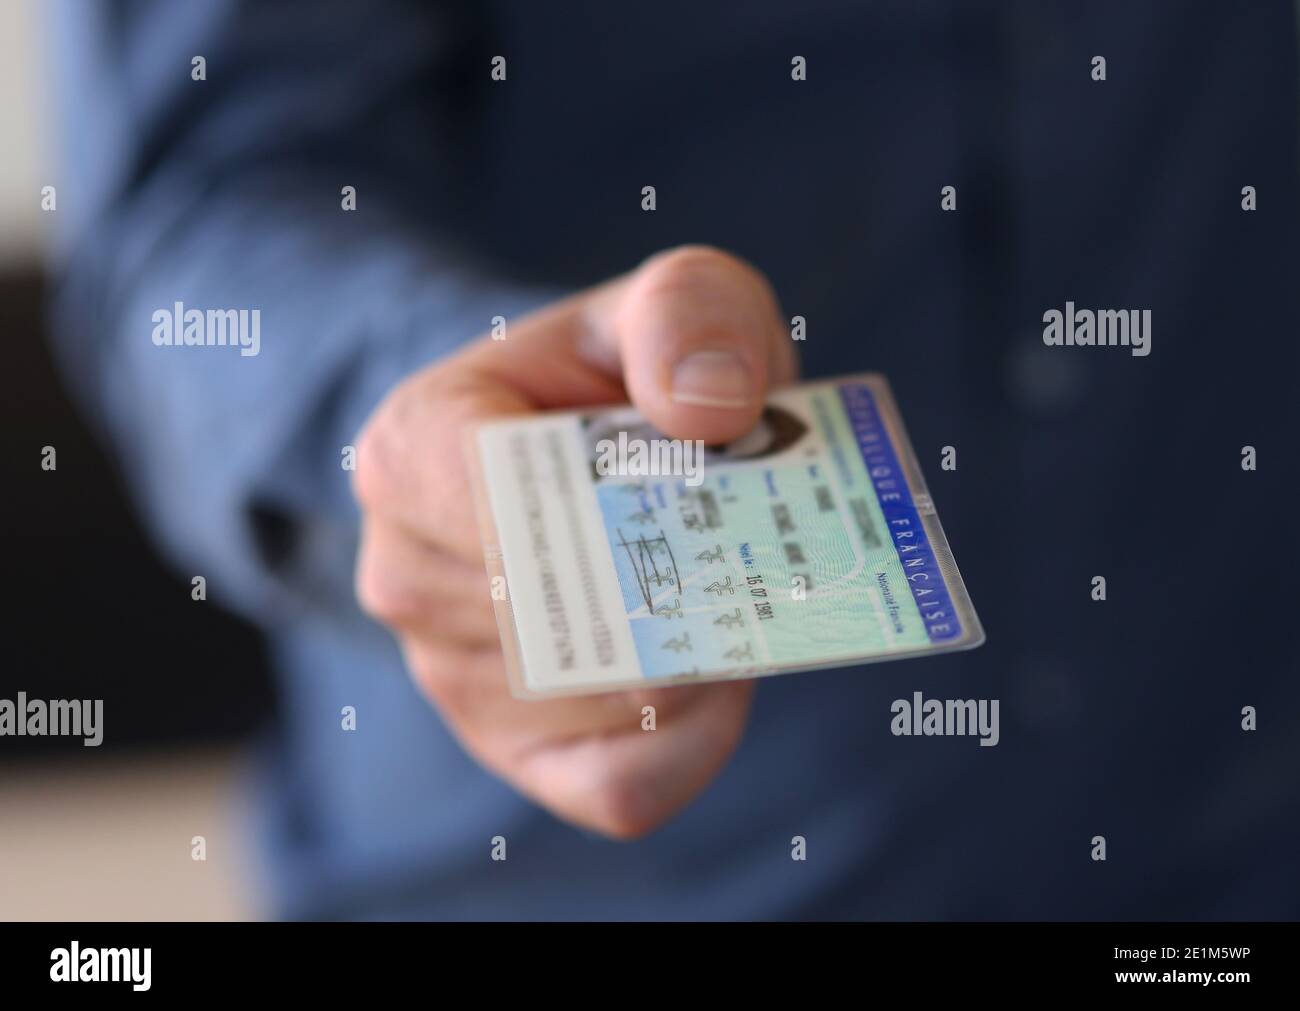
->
42, 0, 557, 622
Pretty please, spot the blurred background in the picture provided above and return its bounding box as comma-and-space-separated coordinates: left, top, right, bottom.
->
0, 0, 271, 920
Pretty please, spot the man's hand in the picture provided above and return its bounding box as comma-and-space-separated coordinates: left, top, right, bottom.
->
352, 246, 797, 838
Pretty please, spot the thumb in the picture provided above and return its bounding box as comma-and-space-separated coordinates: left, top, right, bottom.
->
607, 246, 797, 444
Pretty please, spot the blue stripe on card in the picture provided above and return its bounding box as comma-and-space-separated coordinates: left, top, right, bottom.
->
838, 383, 962, 643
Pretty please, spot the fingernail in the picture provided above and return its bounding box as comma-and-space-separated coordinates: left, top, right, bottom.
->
670, 350, 754, 408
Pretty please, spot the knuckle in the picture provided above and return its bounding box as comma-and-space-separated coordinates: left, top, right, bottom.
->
353, 367, 485, 523
351, 368, 445, 514
353, 551, 390, 621
351, 415, 401, 513
355, 548, 424, 626
403, 642, 449, 697
588, 769, 657, 841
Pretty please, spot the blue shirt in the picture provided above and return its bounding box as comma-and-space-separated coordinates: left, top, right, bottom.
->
47, 0, 1300, 918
